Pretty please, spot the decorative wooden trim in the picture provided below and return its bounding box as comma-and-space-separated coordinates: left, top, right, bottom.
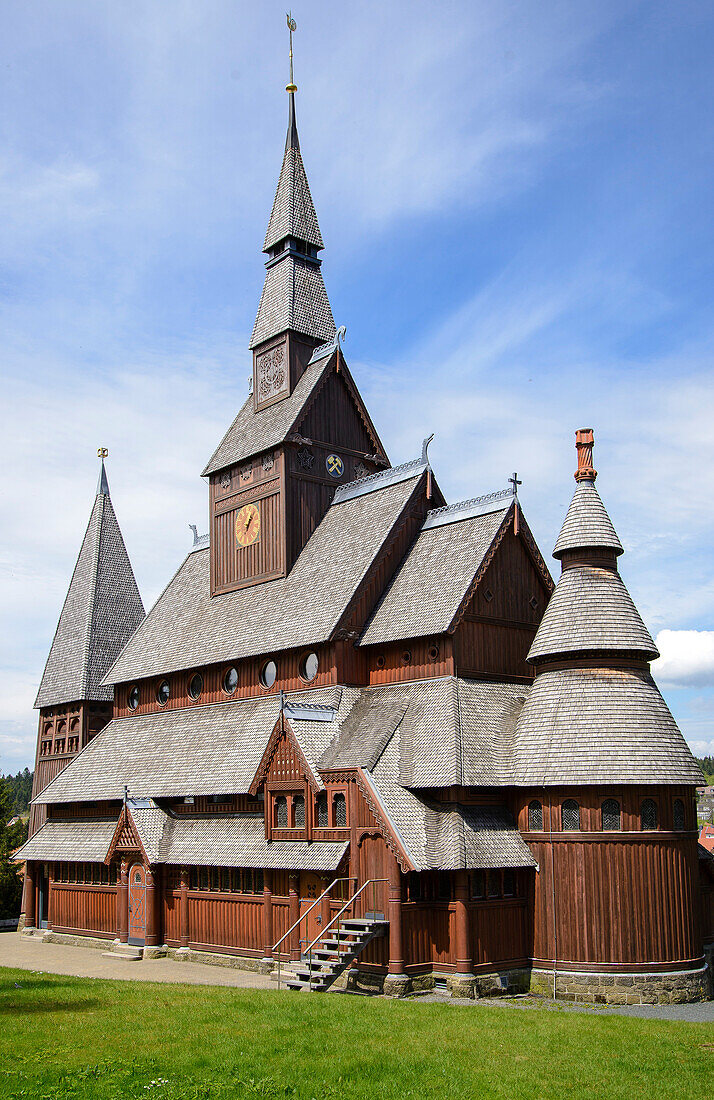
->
248, 714, 321, 797
355, 769, 414, 873
105, 806, 148, 866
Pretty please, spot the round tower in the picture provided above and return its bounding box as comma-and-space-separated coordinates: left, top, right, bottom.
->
512, 430, 709, 1003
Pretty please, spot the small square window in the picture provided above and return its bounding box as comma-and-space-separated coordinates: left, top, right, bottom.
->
483, 587, 494, 603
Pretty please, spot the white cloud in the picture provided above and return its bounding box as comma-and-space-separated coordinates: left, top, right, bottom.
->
652, 631, 714, 688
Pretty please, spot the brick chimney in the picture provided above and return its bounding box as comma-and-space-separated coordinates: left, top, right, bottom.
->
574, 428, 597, 482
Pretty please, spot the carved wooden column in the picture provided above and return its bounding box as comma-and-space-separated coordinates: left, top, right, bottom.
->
25, 863, 36, 929
145, 866, 158, 947
288, 872, 300, 961
387, 855, 405, 976
117, 858, 129, 943
454, 871, 473, 973
179, 867, 189, 949
263, 870, 273, 959
46, 864, 54, 931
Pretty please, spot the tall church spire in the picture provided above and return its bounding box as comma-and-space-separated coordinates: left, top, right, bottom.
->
250, 20, 335, 352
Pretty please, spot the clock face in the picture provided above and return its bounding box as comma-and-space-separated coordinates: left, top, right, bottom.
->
235, 502, 261, 548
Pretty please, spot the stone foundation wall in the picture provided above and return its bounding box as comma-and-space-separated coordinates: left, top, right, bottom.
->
530, 965, 712, 1005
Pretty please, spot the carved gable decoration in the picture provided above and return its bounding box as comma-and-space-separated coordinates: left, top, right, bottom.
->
105, 805, 146, 865
249, 715, 322, 796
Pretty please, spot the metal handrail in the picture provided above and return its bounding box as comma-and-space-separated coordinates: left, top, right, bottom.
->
273, 877, 356, 990
306, 878, 388, 992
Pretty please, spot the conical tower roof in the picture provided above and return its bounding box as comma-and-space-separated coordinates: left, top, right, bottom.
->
34, 463, 145, 708
553, 479, 623, 558
263, 94, 324, 252
250, 91, 335, 350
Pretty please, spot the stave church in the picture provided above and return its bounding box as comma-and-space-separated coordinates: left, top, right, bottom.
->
17, 49, 714, 1002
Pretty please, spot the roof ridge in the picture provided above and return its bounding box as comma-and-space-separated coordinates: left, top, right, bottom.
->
332, 456, 425, 504
423, 487, 514, 529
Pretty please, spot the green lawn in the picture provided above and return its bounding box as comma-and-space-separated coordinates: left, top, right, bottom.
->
0, 967, 711, 1100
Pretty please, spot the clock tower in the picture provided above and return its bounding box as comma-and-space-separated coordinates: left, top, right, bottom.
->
202, 79, 389, 595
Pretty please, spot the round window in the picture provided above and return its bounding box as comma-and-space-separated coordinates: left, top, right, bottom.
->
223, 666, 238, 694
401, 650, 412, 665
128, 686, 140, 711
259, 660, 277, 689
376, 655, 385, 669
188, 673, 203, 700
156, 679, 170, 706
300, 652, 319, 682
428, 644, 440, 661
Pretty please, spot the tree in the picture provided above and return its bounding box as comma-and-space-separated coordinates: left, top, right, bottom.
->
0, 777, 24, 919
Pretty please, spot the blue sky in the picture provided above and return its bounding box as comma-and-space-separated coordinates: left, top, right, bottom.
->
2, 0, 713, 772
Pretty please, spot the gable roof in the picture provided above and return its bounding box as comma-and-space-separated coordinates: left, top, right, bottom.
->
553, 479, 623, 558
202, 352, 384, 476
527, 566, 659, 662
105, 471, 425, 684
35, 467, 145, 708
359, 499, 513, 647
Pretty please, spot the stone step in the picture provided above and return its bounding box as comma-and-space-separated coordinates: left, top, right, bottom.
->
101, 943, 142, 961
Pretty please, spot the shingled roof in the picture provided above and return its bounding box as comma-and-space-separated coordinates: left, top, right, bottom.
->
34, 465, 144, 709
359, 499, 512, 646
250, 254, 335, 349
553, 479, 623, 558
35, 687, 349, 805
263, 93, 324, 252
106, 471, 424, 683
13, 818, 117, 862
511, 667, 703, 785
527, 566, 659, 662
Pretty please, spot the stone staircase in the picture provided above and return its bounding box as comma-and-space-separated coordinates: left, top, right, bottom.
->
286, 917, 387, 992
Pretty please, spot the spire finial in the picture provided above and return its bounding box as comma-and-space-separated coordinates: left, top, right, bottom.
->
574, 428, 597, 482
286, 13, 297, 93
97, 447, 110, 496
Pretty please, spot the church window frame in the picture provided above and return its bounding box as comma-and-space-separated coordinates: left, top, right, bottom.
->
188, 672, 203, 701
274, 795, 288, 828
601, 799, 621, 831
673, 798, 686, 831
641, 798, 658, 831
222, 666, 238, 695
127, 685, 140, 711
316, 791, 328, 827
333, 791, 347, 827
561, 799, 581, 831
299, 651, 319, 683
259, 659, 277, 690
527, 800, 543, 831
292, 794, 306, 828
156, 679, 170, 706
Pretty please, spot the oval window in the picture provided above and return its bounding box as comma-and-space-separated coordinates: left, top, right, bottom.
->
300, 652, 319, 682
128, 686, 140, 711
188, 673, 203, 700
223, 667, 238, 695
156, 680, 170, 706
259, 660, 277, 690
401, 650, 412, 665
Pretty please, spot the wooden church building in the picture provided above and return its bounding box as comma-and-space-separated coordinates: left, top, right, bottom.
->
18, 74, 714, 1003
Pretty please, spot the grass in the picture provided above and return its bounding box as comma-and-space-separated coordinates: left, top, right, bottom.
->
0, 967, 712, 1100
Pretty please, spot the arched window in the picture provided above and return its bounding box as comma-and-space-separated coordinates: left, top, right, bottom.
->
673, 798, 685, 831
316, 792, 328, 827
641, 798, 658, 831
601, 799, 621, 831
293, 794, 305, 828
561, 799, 580, 831
528, 800, 543, 831
275, 796, 288, 828
334, 792, 347, 827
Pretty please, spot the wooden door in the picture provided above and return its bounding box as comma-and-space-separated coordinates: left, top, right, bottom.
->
359, 836, 389, 919
128, 863, 146, 944
300, 872, 324, 947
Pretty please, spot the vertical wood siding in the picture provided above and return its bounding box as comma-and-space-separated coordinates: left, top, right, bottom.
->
51, 885, 116, 936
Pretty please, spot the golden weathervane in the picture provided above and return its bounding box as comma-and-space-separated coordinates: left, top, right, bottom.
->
97, 447, 109, 459
286, 12, 297, 93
